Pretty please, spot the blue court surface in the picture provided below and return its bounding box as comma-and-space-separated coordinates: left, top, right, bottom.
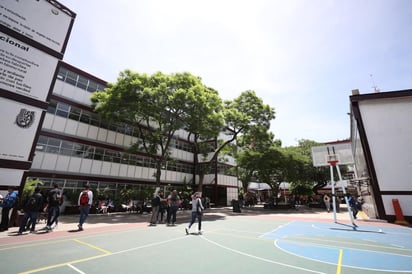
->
262, 220, 412, 272
0, 209, 411, 274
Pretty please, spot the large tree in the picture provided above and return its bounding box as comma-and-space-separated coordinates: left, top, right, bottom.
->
195, 90, 275, 191
91, 70, 220, 187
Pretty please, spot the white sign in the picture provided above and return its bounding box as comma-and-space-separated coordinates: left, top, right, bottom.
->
0, 32, 59, 101
0, 0, 74, 53
0, 97, 43, 161
0, 168, 24, 187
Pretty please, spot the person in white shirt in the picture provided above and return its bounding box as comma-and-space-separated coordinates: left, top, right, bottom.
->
185, 192, 204, 235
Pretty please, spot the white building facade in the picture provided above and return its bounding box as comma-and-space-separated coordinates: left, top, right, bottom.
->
25, 62, 240, 207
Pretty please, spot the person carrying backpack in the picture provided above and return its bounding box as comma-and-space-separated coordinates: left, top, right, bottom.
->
0, 186, 18, 232
18, 187, 44, 235
185, 192, 204, 235
45, 183, 62, 231
77, 183, 93, 231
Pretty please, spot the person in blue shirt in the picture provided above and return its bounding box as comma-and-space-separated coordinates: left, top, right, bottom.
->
0, 186, 18, 232
347, 194, 359, 219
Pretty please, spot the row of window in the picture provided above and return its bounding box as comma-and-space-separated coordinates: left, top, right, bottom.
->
36, 135, 194, 174
47, 100, 195, 153
57, 66, 105, 93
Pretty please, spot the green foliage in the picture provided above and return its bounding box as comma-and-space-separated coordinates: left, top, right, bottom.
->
23, 178, 43, 199
289, 180, 314, 197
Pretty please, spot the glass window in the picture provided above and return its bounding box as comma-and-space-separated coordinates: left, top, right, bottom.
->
79, 113, 90, 124
68, 107, 81, 121
93, 148, 104, 160
77, 75, 88, 89
47, 100, 57, 114
56, 103, 70, 118
65, 70, 78, 86
57, 67, 67, 81
60, 141, 73, 156
90, 113, 100, 127
46, 138, 61, 153
87, 81, 98, 92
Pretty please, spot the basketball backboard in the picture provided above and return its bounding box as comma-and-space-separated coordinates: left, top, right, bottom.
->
311, 142, 354, 167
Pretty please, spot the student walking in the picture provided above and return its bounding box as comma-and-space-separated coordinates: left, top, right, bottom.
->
45, 183, 62, 230
18, 187, 44, 234
185, 192, 204, 235
77, 183, 93, 231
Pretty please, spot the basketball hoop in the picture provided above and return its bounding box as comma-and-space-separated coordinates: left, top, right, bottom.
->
326, 154, 339, 166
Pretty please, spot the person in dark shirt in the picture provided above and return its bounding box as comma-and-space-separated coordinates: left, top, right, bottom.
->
45, 183, 62, 231
18, 187, 44, 235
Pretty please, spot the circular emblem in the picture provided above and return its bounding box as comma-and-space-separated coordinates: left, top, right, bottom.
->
16, 108, 35, 128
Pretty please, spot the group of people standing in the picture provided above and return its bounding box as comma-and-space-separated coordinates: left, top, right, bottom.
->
150, 189, 205, 235
150, 189, 181, 226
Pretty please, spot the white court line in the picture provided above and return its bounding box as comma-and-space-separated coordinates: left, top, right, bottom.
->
201, 235, 326, 274
289, 235, 409, 251
259, 220, 295, 238
67, 264, 85, 274
274, 239, 412, 273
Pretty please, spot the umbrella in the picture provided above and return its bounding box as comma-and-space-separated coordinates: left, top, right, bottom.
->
247, 182, 271, 191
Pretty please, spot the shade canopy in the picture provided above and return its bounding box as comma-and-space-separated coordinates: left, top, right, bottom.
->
247, 182, 271, 191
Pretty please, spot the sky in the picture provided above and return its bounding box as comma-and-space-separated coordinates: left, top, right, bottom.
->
60, 0, 412, 147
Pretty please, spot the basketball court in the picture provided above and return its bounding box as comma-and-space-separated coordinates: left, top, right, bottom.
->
0, 207, 411, 274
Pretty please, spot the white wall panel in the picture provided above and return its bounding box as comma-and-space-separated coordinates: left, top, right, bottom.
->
124, 135, 133, 147
52, 116, 66, 132
87, 125, 99, 139
135, 166, 143, 178
55, 155, 70, 171
31, 151, 45, 169
127, 166, 136, 178
41, 154, 58, 170
110, 163, 120, 177
115, 133, 124, 146
101, 162, 111, 176
119, 164, 128, 177
64, 119, 78, 135
359, 97, 412, 191
80, 159, 93, 173
97, 128, 108, 142
107, 131, 116, 143
76, 123, 89, 138
67, 158, 81, 173
91, 161, 102, 175
42, 114, 53, 129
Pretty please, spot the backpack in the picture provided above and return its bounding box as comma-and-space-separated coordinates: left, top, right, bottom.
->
151, 196, 160, 207
80, 191, 89, 206
196, 199, 203, 215
50, 190, 62, 206
25, 195, 38, 211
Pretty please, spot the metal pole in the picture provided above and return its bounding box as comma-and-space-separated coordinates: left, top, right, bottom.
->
330, 164, 337, 223
336, 164, 357, 227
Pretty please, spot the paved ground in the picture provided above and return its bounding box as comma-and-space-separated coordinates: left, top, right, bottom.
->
1, 205, 411, 274
0, 204, 372, 239
0, 205, 360, 238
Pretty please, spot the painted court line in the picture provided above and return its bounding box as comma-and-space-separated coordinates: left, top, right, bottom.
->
201, 235, 326, 274
19, 235, 188, 274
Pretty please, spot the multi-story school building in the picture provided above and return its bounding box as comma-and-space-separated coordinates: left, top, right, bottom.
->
25, 61, 240, 209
